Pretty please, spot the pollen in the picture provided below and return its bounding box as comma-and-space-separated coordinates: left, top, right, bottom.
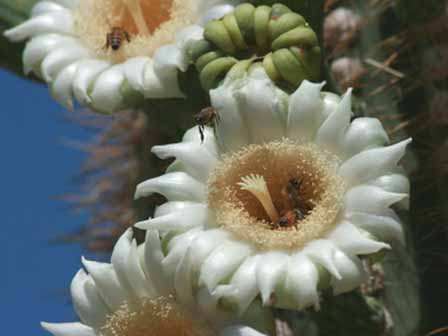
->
73, 0, 199, 63
101, 296, 218, 336
207, 140, 346, 251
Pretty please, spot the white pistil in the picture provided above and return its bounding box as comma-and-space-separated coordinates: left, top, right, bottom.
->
122, 0, 150, 36
238, 174, 279, 223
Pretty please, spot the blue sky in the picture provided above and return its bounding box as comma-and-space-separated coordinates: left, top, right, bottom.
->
0, 70, 95, 334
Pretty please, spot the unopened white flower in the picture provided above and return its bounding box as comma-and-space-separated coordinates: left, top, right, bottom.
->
4, 0, 238, 113
134, 69, 411, 312
41, 229, 272, 336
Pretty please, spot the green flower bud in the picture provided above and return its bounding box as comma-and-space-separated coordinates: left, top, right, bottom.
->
194, 3, 321, 91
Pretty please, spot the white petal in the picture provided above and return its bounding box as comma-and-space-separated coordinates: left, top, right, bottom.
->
154, 201, 201, 217
111, 230, 153, 299
31, 1, 66, 17
50, 61, 79, 110
220, 325, 267, 336
199, 4, 236, 25
90, 64, 126, 113
143, 59, 184, 98
41, 322, 95, 336
41, 44, 89, 82
199, 241, 252, 291
305, 240, 341, 279
136, 204, 211, 232
4, 10, 73, 42
152, 141, 217, 182
344, 185, 408, 215
188, 229, 232, 274
286, 81, 325, 141
175, 25, 204, 65
81, 257, 127, 311
370, 173, 410, 195
23, 34, 77, 75
72, 59, 110, 104
163, 228, 204, 279
155, 43, 186, 72
143, 230, 173, 295
316, 89, 353, 153
342, 117, 389, 158
70, 269, 109, 329
51, 0, 79, 8
284, 253, 319, 310
134, 172, 205, 201
330, 252, 366, 294
256, 252, 288, 305
320, 92, 341, 119
123, 57, 149, 92
328, 221, 390, 255
237, 75, 285, 144
339, 139, 412, 187
215, 256, 261, 314
211, 83, 250, 152
346, 211, 404, 244
142, 45, 185, 98
183, 126, 218, 155
174, 248, 196, 308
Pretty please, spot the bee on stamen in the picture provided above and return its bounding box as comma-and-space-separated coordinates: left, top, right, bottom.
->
104, 26, 131, 51
194, 107, 219, 143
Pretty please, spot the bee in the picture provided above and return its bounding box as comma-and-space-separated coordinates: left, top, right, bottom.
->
276, 178, 313, 229
282, 178, 303, 206
105, 26, 131, 51
194, 107, 219, 143
276, 209, 302, 228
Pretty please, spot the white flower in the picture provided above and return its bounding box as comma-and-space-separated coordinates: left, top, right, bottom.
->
4, 0, 238, 113
134, 69, 411, 312
41, 229, 272, 336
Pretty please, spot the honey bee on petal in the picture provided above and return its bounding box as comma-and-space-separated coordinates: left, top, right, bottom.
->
104, 26, 131, 51
194, 107, 219, 143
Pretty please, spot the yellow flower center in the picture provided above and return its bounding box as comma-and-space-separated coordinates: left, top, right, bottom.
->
74, 0, 199, 63
207, 140, 346, 251
101, 296, 218, 336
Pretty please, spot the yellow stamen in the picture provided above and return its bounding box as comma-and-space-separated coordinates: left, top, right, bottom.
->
238, 174, 279, 223
122, 0, 150, 36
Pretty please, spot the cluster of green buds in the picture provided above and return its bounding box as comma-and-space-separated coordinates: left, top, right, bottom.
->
188, 3, 322, 91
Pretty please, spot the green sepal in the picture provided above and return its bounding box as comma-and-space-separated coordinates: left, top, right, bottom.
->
269, 12, 306, 41
200, 56, 238, 91
263, 52, 281, 81
195, 50, 225, 73
204, 20, 236, 54
272, 25, 318, 51
272, 48, 306, 86
271, 3, 293, 18
188, 39, 213, 63
253, 5, 272, 53
223, 13, 248, 51
226, 59, 253, 82
290, 46, 321, 81
234, 3, 256, 43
